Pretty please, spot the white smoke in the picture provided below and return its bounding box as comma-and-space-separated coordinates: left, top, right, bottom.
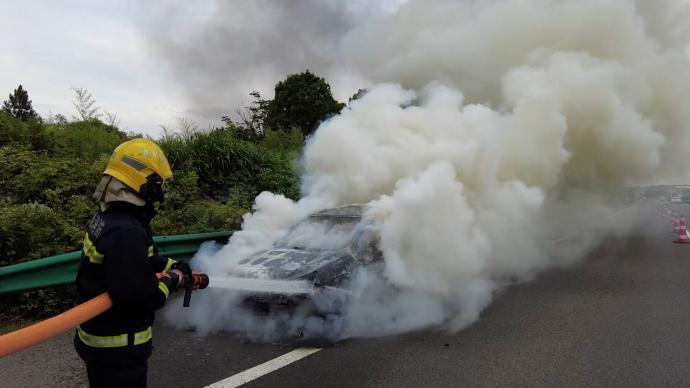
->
191, 192, 319, 275
164, 0, 690, 340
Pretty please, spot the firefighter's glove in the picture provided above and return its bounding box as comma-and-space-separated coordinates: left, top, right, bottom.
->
162, 269, 185, 292
171, 262, 208, 290
170, 261, 191, 274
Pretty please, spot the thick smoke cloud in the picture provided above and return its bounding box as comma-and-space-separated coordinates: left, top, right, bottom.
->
140, 0, 396, 122
164, 0, 690, 340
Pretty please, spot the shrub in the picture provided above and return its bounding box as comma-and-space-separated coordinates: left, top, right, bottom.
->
260, 127, 304, 154
0, 202, 78, 266
0, 285, 78, 319
0, 112, 54, 151
0, 111, 28, 145
47, 119, 128, 159
153, 199, 245, 236
0, 146, 106, 204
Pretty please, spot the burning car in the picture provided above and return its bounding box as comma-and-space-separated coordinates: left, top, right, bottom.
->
226, 204, 383, 316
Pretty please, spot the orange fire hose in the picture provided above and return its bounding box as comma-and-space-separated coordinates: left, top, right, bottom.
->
0, 293, 113, 358
0, 271, 208, 358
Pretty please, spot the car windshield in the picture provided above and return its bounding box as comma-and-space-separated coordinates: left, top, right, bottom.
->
275, 215, 361, 250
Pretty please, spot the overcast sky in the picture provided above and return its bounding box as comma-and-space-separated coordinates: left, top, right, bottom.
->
5, 0, 689, 138
0, 1, 402, 137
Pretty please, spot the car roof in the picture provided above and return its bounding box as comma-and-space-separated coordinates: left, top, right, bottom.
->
310, 204, 367, 218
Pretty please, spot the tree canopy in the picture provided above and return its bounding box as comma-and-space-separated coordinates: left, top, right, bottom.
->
2, 85, 37, 121
264, 70, 344, 136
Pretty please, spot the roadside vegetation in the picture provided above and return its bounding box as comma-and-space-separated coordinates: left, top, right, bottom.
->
0, 70, 346, 317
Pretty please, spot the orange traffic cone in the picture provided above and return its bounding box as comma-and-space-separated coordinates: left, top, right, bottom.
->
674, 217, 690, 244
673, 218, 681, 234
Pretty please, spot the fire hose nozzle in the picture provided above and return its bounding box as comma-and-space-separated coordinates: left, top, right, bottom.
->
182, 272, 209, 307
192, 272, 210, 290
171, 262, 209, 307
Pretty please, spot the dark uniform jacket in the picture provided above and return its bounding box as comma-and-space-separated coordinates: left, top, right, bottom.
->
74, 201, 175, 360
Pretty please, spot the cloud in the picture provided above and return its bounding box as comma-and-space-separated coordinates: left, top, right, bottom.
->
139, 0, 402, 123
0, 1, 186, 136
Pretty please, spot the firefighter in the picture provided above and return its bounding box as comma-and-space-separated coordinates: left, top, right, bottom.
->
73, 138, 204, 387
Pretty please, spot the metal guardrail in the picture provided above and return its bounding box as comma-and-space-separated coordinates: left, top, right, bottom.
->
0, 231, 232, 295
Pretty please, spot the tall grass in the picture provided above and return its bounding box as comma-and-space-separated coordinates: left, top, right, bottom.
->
159, 127, 301, 204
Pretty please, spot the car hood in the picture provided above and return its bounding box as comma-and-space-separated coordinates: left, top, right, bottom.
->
230, 248, 352, 281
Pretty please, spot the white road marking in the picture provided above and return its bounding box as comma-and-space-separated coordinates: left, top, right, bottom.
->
204, 347, 322, 388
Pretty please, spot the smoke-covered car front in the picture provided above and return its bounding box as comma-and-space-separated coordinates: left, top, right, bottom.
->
226, 205, 382, 316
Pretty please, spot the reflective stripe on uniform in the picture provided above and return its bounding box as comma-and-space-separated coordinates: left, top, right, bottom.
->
158, 281, 170, 299
163, 258, 176, 272
133, 326, 153, 345
147, 245, 154, 257
76, 326, 152, 348
82, 233, 104, 264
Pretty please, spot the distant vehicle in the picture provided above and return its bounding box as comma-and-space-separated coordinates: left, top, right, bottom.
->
671, 195, 682, 203
227, 204, 384, 316
682, 193, 690, 204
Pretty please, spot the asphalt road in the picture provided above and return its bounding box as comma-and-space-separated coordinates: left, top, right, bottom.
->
3, 202, 690, 387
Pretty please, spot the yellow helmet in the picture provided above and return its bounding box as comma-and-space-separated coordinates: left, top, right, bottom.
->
103, 139, 173, 202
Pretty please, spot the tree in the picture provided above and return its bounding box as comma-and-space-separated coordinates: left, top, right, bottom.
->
264, 70, 345, 136
2, 85, 37, 121
159, 117, 200, 139
46, 111, 68, 125
102, 111, 120, 128
71, 87, 101, 121
175, 117, 200, 138
222, 91, 270, 142
348, 88, 368, 103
